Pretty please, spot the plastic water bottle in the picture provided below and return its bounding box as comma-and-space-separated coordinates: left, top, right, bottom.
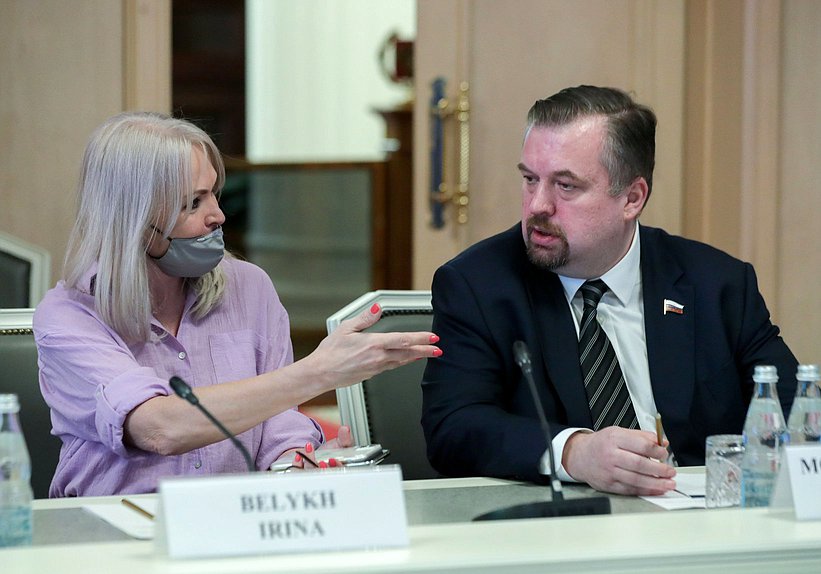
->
787, 364, 821, 444
0, 393, 34, 547
740, 365, 789, 508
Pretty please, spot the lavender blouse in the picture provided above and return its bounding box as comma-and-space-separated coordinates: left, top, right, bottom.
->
33, 258, 322, 497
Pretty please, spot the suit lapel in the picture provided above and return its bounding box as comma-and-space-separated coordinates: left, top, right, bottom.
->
519, 226, 696, 430
524, 264, 593, 427
640, 226, 695, 421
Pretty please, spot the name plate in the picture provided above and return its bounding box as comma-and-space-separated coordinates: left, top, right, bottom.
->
771, 445, 821, 520
155, 464, 408, 558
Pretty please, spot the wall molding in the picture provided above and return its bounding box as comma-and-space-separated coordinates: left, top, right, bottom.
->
124, 0, 171, 113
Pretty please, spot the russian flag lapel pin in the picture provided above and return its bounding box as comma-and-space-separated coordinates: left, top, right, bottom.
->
663, 299, 684, 315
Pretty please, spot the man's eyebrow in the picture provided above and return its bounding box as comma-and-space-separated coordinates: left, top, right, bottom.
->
552, 169, 584, 181
517, 165, 587, 183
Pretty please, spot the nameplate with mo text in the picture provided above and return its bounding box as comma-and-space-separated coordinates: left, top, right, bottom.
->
771, 444, 821, 520
155, 464, 407, 558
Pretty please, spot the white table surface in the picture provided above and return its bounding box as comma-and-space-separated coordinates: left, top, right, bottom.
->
5, 474, 821, 574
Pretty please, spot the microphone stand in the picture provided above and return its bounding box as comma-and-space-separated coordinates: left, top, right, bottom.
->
473, 341, 611, 520
169, 376, 256, 472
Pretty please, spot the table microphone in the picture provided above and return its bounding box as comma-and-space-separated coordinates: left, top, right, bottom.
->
473, 341, 611, 521
169, 376, 255, 472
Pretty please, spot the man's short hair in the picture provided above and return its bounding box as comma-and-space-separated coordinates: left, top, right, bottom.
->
527, 85, 656, 197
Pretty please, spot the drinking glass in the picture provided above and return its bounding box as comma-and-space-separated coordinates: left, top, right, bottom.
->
705, 434, 744, 508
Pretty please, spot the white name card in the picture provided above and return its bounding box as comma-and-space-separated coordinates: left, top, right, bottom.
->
155, 464, 408, 559
771, 445, 821, 520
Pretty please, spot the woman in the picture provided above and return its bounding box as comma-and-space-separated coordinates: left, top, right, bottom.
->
33, 112, 440, 496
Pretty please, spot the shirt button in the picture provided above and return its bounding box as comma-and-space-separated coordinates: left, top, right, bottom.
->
194, 461, 202, 469
178, 351, 186, 360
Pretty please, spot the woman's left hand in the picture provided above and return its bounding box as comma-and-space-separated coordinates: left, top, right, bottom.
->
290, 425, 353, 470
318, 425, 353, 450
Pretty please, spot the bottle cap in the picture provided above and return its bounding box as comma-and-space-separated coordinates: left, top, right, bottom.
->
797, 364, 820, 382
753, 365, 778, 383
0, 393, 21, 413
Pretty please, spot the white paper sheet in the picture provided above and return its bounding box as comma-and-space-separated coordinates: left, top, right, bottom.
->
672, 471, 706, 497
639, 468, 707, 510
641, 489, 706, 510
83, 498, 158, 540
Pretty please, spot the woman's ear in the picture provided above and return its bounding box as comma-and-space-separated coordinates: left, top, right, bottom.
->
145, 226, 169, 258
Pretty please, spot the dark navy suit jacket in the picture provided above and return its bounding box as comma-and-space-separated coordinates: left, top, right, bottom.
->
421, 224, 797, 483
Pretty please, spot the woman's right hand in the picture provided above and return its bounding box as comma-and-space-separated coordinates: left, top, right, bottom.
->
300, 303, 441, 392
126, 304, 440, 457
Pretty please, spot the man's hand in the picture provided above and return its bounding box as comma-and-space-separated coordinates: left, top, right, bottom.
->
562, 427, 676, 495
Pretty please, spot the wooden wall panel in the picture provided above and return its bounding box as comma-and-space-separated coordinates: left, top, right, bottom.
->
0, 1, 124, 288
683, 0, 821, 362
0, 0, 170, 291
778, 0, 821, 362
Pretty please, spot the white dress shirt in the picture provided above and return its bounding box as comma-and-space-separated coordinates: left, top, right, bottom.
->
542, 223, 660, 481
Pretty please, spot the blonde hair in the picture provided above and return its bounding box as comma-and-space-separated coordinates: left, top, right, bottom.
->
64, 112, 227, 341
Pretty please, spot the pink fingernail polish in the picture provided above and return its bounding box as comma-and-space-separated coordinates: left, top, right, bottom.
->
329, 458, 338, 467
433, 348, 443, 357
294, 453, 302, 463
430, 334, 440, 343
370, 303, 380, 314
305, 443, 313, 453
319, 461, 328, 469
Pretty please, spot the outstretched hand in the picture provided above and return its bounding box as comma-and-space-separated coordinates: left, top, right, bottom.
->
301, 303, 442, 392
562, 427, 676, 496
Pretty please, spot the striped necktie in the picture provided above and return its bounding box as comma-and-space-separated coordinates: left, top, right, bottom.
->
578, 279, 638, 430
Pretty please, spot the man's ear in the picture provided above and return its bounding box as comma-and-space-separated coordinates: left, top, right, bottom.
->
623, 177, 649, 219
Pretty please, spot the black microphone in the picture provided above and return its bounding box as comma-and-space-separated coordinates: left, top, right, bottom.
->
474, 341, 610, 520
513, 340, 565, 501
169, 376, 255, 472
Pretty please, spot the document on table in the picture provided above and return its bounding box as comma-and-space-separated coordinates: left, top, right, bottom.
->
641, 470, 706, 510
83, 498, 157, 539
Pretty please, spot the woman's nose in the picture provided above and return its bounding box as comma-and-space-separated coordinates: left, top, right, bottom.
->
206, 197, 226, 227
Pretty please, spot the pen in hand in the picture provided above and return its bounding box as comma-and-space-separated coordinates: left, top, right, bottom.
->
654, 412, 677, 467
655, 412, 664, 447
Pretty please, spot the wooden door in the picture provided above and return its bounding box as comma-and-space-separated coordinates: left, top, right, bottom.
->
412, 0, 685, 288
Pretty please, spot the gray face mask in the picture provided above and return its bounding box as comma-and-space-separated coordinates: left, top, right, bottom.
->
151, 227, 224, 277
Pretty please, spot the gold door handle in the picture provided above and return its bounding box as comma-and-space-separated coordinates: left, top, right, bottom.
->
429, 80, 470, 227
455, 82, 470, 225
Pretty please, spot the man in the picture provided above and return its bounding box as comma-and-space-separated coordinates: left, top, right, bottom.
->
421, 85, 796, 496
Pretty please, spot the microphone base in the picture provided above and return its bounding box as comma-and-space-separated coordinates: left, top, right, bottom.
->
473, 496, 611, 521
